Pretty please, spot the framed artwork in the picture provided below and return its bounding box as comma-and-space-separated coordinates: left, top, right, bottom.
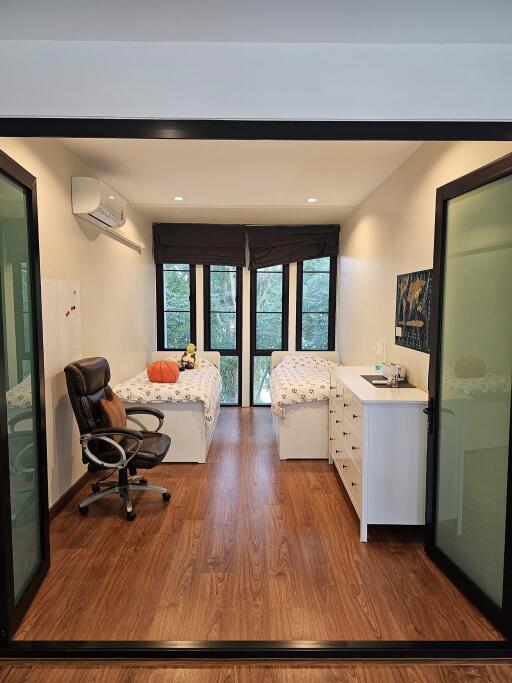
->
395, 269, 432, 353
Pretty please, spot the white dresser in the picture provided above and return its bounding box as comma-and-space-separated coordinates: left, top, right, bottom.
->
329, 366, 428, 542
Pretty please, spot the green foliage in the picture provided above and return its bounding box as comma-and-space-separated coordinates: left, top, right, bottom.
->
220, 356, 239, 404
303, 256, 331, 272
211, 312, 236, 349
164, 270, 190, 311
165, 311, 190, 349
253, 355, 272, 404
163, 264, 192, 350
301, 312, 328, 350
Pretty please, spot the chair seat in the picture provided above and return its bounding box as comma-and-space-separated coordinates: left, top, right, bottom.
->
127, 431, 171, 469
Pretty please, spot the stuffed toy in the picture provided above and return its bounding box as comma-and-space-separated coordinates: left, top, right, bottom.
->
180, 343, 198, 371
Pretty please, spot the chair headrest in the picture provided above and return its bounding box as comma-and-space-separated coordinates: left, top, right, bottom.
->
65, 357, 111, 396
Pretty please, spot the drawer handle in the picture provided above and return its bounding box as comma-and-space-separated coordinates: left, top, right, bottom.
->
329, 437, 334, 441
351, 445, 359, 451
329, 410, 334, 414
336, 394, 342, 398
344, 403, 349, 408
342, 464, 347, 470
343, 431, 349, 436
352, 414, 360, 420
351, 481, 357, 488
336, 449, 342, 454
335, 420, 341, 424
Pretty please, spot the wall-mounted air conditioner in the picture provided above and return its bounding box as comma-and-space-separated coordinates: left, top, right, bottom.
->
72, 176, 126, 229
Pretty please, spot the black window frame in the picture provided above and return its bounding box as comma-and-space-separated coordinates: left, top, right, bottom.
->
250, 264, 289, 406
296, 255, 337, 351
203, 264, 243, 406
156, 263, 197, 351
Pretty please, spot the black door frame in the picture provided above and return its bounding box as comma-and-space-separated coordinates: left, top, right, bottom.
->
1, 119, 512, 661
250, 264, 289, 406
203, 264, 243, 406
425, 152, 512, 639
0, 150, 50, 640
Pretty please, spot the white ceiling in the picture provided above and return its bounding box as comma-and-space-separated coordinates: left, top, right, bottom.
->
59, 138, 422, 224
1, 0, 511, 43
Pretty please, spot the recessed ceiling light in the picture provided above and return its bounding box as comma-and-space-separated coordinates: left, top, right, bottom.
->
109, 195, 116, 200
174, 196, 184, 202
307, 197, 317, 203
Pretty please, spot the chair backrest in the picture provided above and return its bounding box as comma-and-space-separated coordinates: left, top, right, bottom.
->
65, 357, 113, 436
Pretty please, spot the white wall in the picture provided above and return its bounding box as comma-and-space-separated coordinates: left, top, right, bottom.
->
0, 41, 511, 121
339, 141, 512, 391
0, 137, 155, 505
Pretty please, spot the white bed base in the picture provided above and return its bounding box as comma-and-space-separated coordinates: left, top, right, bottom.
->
270, 351, 338, 461
125, 351, 221, 464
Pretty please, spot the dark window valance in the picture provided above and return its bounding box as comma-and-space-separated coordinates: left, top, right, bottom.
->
246, 224, 339, 269
153, 223, 246, 266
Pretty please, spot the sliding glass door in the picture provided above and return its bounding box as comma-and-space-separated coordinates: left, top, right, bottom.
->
204, 265, 242, 405
427, 154, 512, 635
0, 151, 49, 638
250, 265, 289, 405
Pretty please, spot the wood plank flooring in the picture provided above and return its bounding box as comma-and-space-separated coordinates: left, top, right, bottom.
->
14, 408, 501, 641
2, 662, 512, 683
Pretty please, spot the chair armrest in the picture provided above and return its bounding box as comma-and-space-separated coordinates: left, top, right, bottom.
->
124, 405, 164, 432
82, 427, 144, 469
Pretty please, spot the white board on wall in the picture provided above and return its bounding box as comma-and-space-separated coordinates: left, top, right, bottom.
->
41, 279, 82, 379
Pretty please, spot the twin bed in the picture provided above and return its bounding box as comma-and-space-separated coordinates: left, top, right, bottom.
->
270, 351, 338, 460
113, 349, 337, 463
114, 351, 221, 463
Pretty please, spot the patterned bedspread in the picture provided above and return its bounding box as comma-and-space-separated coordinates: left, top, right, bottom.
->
6, 375, 33, 408
270, 355, 333, 416
443, 372, 511, 398
114, 354, 222, 428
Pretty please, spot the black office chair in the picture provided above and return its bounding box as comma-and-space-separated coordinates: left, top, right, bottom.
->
65, 357, 171, 520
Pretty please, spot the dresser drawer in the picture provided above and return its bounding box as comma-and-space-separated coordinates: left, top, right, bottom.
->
344, 388, 364, 438
341, 455, 362, 518
343, 427, 363, 474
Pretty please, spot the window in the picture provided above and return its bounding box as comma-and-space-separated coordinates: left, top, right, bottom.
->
251, 265, 289, 405
296, 256, 336, 350
204, 265, 242, 405
156, 263, 196, 350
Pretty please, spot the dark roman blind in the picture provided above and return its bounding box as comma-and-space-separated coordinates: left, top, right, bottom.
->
246, 224, 340, 270
153, 223, 246, 266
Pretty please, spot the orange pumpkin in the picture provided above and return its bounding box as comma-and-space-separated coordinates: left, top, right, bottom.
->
147, 359, 180, 383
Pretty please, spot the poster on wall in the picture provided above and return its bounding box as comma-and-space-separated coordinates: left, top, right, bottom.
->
395, 269, 432, 354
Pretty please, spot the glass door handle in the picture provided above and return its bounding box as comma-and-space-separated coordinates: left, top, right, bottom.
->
423, 398, 435, 434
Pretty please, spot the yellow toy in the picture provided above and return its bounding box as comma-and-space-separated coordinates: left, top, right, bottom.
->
180, 343, 199, 370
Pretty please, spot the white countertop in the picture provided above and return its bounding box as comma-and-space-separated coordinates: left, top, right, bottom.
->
332, 365, 428, 404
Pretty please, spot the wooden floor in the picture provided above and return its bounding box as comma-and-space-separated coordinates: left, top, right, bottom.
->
15, 408, 501, 641
1, 662, 512, 682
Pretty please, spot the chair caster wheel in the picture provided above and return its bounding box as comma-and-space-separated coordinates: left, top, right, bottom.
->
91, 484, 100, 493
127, 511, 136, 521
140, 478, 148, 485
79, 505, 89, 515
162, 492, 171, 502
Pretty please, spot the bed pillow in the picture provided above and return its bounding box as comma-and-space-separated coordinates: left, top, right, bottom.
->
147, 359, 180, 383
99, 392, 126, 443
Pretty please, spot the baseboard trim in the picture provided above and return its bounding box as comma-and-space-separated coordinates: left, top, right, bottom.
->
49, 471, 91, 521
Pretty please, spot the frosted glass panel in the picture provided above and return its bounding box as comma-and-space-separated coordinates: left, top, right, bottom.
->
0, 172, 42, 602
435, 173, 512, 607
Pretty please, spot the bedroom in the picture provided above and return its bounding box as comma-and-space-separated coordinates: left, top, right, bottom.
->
0, 134, 511, 646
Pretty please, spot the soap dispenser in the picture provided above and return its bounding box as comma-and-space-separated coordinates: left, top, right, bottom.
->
374, 342, 384, 373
